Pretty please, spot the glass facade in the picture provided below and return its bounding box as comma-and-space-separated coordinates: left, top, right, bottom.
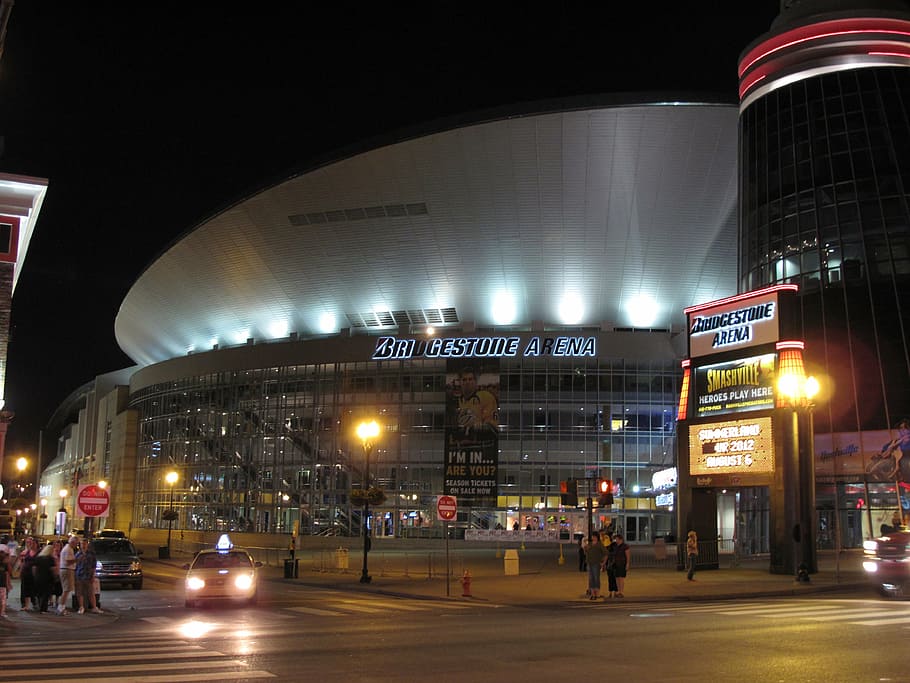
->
740, 67, 910, 434
129, 350, 679, 542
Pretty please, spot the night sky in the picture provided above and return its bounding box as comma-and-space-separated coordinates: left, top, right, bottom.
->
0, 2, 782, 471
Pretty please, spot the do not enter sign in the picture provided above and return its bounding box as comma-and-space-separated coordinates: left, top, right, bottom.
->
436, 495, 457, 521
76, 484, 110, 517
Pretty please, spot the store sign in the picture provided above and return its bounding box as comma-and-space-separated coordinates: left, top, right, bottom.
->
689, 416, 774, 476
686, 287, 792, 359
372, 335, 596, 360
652, 467, 677, 491
695, 353, 776, 417
656, 492, 675, 507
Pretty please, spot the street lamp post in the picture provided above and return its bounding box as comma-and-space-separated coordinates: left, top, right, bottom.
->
778, 359, 820, 576
57, 488, 68, 536
165, 471, 178, 558
40, 498, 47, 535
356, 420, 380, 584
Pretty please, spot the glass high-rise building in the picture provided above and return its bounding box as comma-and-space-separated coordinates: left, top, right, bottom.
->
739, 0, 910, 435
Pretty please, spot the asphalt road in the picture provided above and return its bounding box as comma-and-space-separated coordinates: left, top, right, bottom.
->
0, 567, 903, 682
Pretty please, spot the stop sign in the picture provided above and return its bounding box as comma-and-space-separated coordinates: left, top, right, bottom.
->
436, 495, 457, 521
76, 484, 110, 517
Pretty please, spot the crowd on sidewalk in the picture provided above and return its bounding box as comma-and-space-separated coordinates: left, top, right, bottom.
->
0, 534, 103, 617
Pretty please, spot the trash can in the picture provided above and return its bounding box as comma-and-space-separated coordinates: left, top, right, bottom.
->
335, 547, 349, 570
504, 548, 519, 575
654, 537, 667, 561
283, 558, 299, 579
158, 546, 170, 560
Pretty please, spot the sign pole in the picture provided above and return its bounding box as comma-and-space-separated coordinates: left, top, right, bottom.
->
436, 495, 458, 597
445, 523, 450, 597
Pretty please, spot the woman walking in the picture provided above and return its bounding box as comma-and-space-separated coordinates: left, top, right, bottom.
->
686, 530, 699, 581
608, 533, 631, 598
17, 537, 39, 612
33, 544, 56, 613
583, 532, 607, 600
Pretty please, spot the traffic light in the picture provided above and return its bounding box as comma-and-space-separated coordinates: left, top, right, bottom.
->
560, 479, 578, 506
598, 479, 614, 507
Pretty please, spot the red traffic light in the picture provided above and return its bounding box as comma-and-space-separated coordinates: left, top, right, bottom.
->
597, 479, 614, 507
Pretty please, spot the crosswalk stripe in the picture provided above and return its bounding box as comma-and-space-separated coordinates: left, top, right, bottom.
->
3, 659, 250, 678
802, 609, 907, 621
329, 598, 465, 612
27, 672, 276, 683
0, 646, 206, 664
0, 638, 184, 652
852, 615, 910, 625
325, 602, 386, 613
287, 606, 346, 616
0, 650, 228, 667
664, 599, 910, 628
718, 606, 840, 616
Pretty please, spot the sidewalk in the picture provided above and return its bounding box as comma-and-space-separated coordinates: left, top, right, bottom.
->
267, 545, 871, 605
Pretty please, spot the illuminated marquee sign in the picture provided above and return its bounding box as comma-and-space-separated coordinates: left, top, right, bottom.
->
686, 286, 794, 359
652, 467, 677, 491
689, 416, 774, 476
371, 336, 596, 360
695, 353, 776, 417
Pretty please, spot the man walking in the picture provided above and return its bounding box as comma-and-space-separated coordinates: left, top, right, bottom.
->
57, 535, 78, 615
75, 538, 102, 614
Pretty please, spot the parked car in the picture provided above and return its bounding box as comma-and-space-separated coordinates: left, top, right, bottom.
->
95, 528, 127, 538
183, 534, 261, 607
91, 537, 143, 589
863, 528, 910, 598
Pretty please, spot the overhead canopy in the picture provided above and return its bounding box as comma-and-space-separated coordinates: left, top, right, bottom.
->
115, 100, 739, 367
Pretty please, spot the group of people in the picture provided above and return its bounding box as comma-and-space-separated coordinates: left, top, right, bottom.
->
0, 534, 102, 617
580, 531, 631, 599
578, 528, 701, 599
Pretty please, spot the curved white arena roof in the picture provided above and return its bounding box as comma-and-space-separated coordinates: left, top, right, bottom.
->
115, 100, 740, 367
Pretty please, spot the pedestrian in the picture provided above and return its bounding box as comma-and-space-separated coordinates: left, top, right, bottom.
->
577, 536, 586, 572
605, 533, 619, 597
75, 538, 102, 614
33, 543, 56, 613
17, 537, 39, 612
608, 533, 631, 598
686, 530, 699, 581
288, 536, 296, 560
57, 535, 78, 615
583, 531, 607, 600
50, 540, 63, 608
0, 546, 11, 618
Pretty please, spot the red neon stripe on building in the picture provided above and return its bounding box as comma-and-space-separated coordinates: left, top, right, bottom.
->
739, 17, 910, 77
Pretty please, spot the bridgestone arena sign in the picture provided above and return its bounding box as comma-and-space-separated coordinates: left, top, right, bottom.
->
689, 416, 774, 476
372, 336, 596, 360
687, 290, 783, 359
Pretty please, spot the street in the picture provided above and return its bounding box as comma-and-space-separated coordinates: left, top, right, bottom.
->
0, 562, 906, 682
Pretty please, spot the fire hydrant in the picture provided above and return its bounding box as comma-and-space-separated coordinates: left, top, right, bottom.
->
461, 570, 472, 597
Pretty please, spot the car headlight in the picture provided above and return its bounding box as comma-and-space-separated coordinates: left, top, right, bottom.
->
863, 540, 879, 553
187, 576, 206, 590
863, 560, 878, 573
130, 561, 141, 571
234, 574, 254, 590
96, 561, 103, 572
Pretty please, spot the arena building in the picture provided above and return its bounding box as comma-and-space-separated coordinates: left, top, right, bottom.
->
35, 1, 910, 554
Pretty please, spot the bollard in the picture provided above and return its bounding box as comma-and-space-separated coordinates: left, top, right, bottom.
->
461, 569, 472, 597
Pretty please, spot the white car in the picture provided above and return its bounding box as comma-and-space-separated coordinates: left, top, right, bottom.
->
183, 535, 261, 607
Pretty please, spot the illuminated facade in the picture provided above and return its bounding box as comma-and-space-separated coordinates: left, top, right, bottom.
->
738, 1, 910, 543
105, 100, 741, 542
